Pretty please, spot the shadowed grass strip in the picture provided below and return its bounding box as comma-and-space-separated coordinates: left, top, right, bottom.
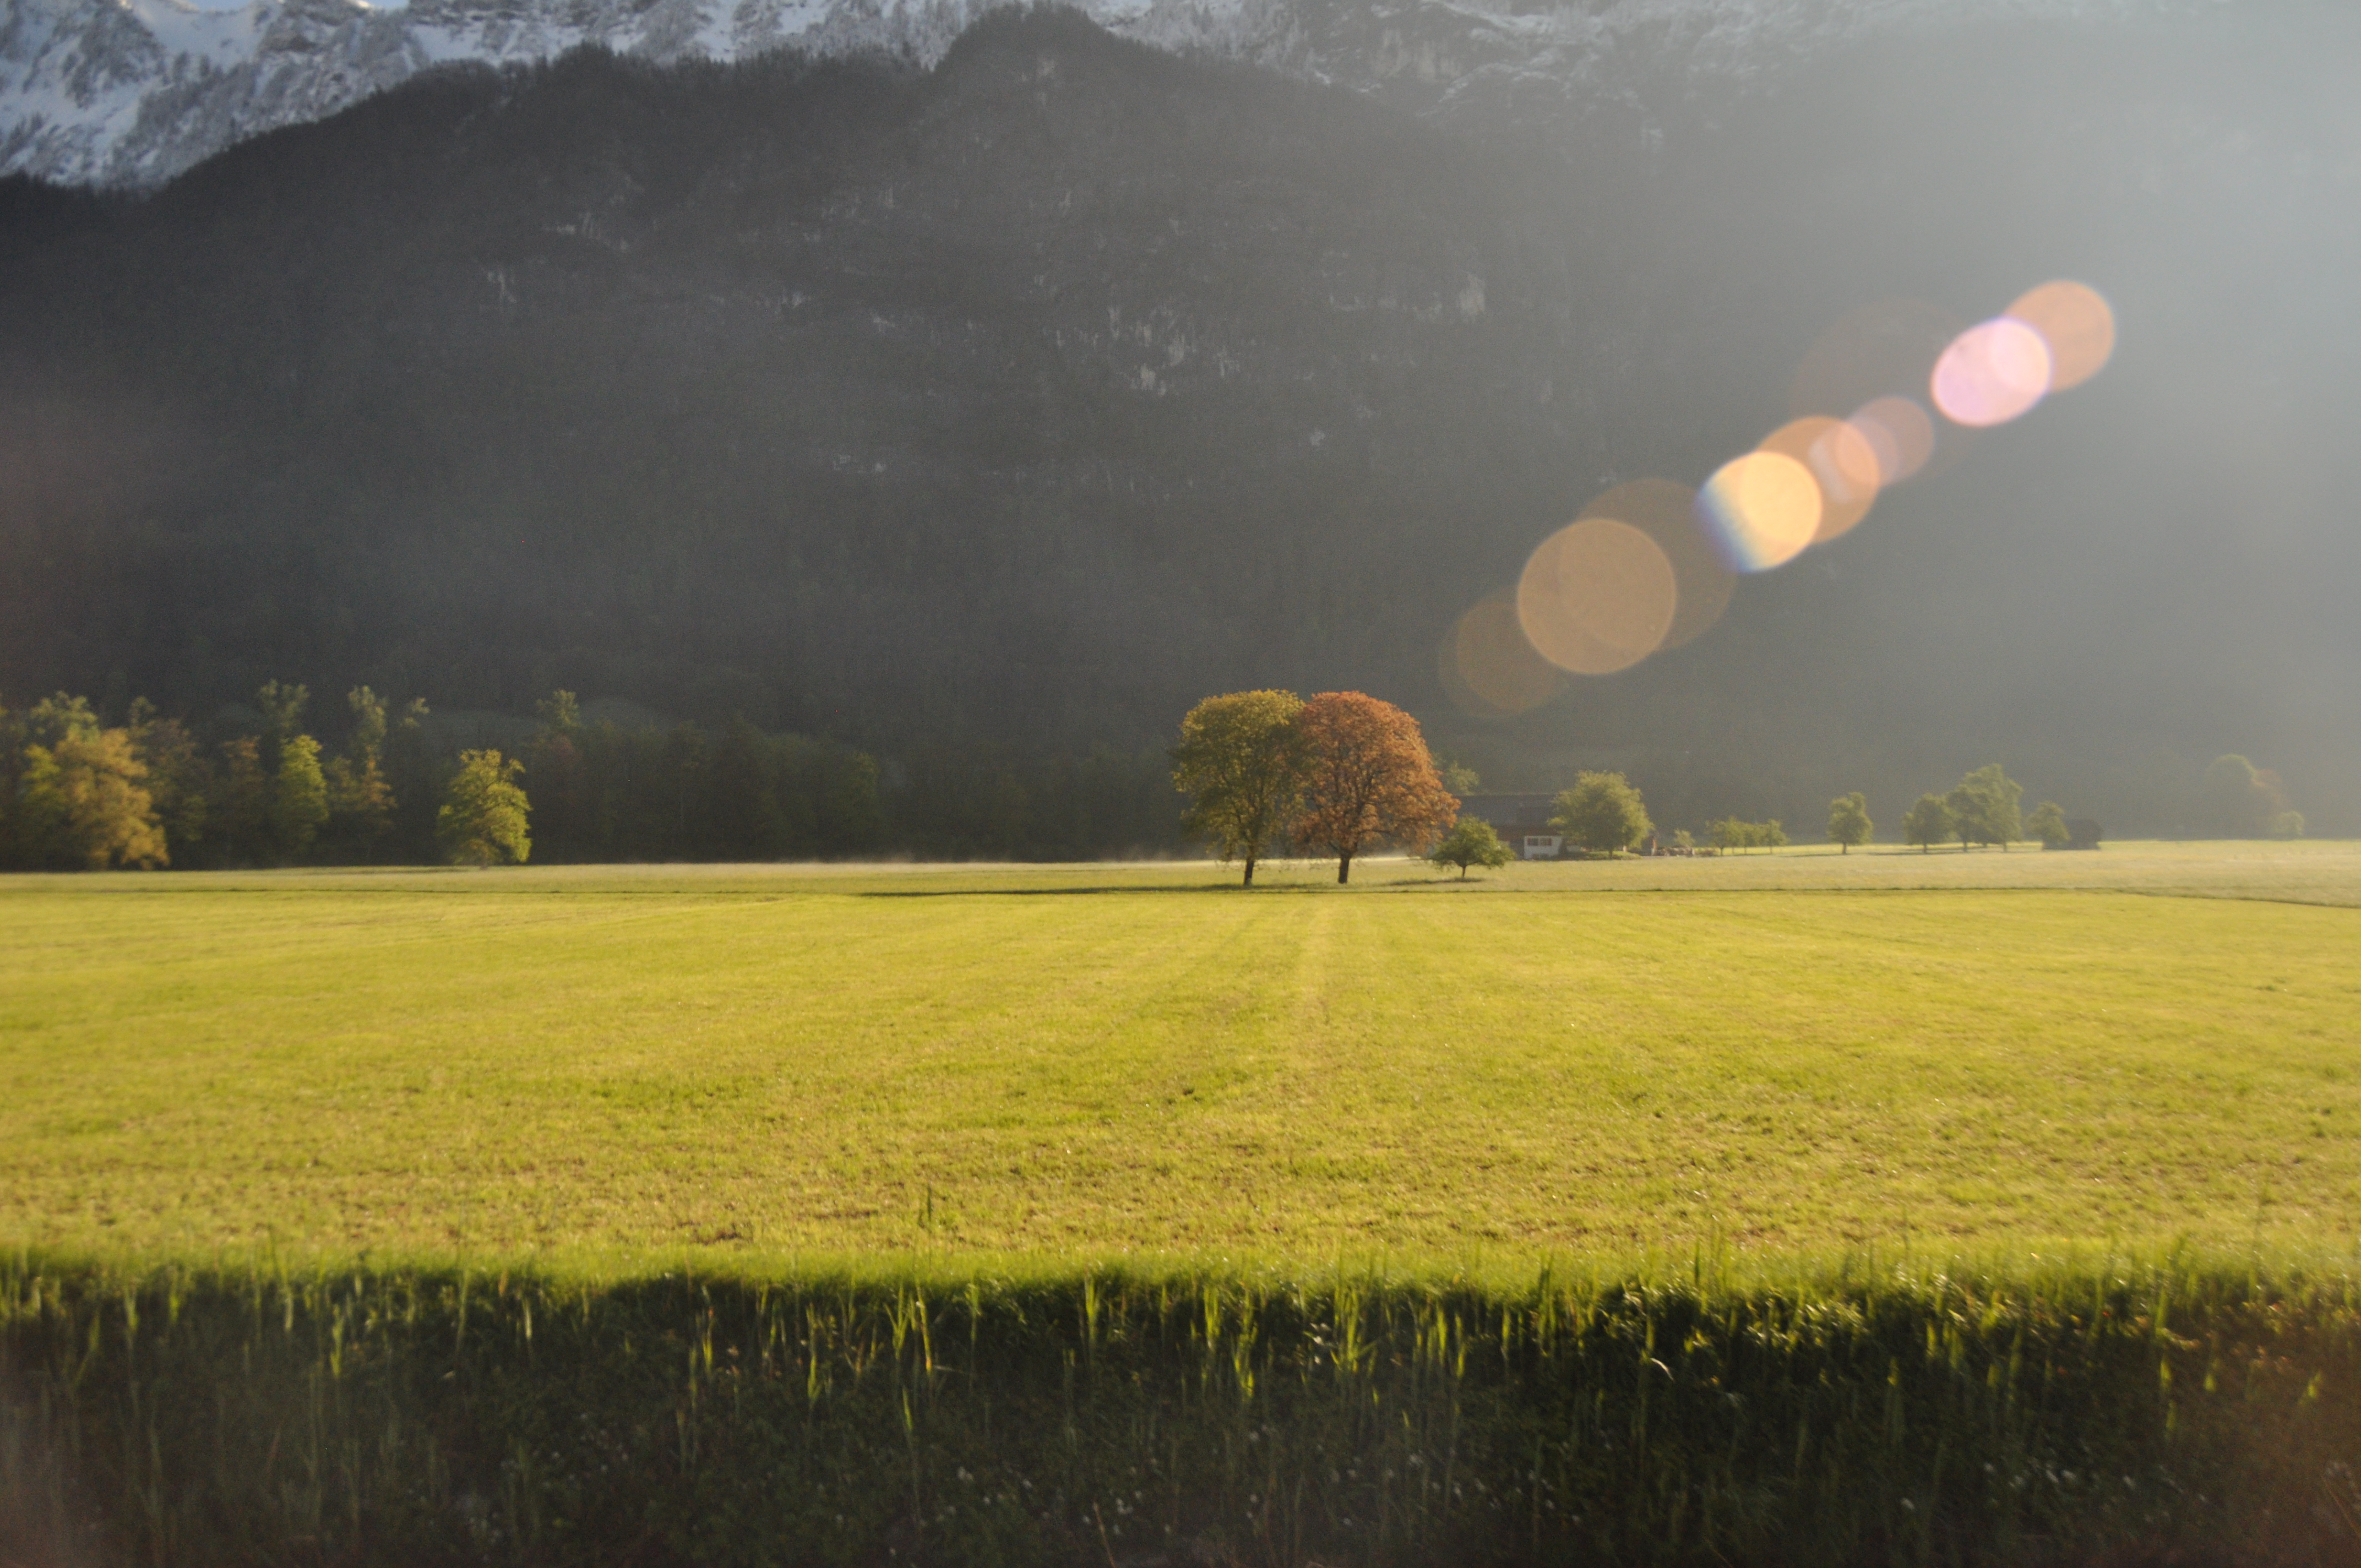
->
5, 1253, 2359, 1565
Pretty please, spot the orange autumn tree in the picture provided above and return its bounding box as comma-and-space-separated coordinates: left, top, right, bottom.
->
1293, 692, 1459, 884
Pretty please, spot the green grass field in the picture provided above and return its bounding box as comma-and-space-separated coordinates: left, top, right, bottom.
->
6, 839, 2358, 1268
9, 842, 2361, 1565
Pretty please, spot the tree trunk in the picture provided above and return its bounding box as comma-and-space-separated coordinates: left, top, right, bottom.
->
1243, 855, 1256, 888
1337, 853, 1352, 884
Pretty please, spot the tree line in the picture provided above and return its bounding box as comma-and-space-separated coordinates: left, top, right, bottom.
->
3, 679, 2303, 872
0, 683, 547, 870
0, 685, 1190, 870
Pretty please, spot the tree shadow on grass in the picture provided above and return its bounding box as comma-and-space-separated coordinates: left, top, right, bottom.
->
857, 883, 1295, 897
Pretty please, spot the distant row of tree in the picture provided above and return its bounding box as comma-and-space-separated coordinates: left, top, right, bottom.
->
1531, 753, 2300, 861
2, 681, 2309, 870
0, 684, 1191, 870
528, 693, 1184, 862
0, 685, 533, 870
1891, 766, 2031, 852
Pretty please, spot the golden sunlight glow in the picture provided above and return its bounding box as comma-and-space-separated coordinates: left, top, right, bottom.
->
1695, 451, 1820, 572
1516, 519, 1679, 675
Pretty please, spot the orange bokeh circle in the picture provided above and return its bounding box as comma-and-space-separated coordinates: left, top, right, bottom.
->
1758, 416, 1882, 543
1516, 518, 1679, 675
1695, 450, 1820, 573
1441, 590, 1563, 716
2005, 279, 2115, 391
1577, 478, 1732, 651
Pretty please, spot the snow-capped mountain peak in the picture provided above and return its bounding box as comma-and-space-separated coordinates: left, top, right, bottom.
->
2, 0, 2178, 189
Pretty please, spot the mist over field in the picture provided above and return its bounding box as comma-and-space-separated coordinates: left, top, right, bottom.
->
1, 1, 2353, 835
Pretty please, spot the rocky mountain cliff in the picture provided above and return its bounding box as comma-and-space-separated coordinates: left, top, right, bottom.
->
6, 0, 2142, 188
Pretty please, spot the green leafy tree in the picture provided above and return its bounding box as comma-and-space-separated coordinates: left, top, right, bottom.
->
17, 725, 168, 869
1552, 772, 1652, 855
1428, 816, 1513, 879
1946, 764, 2023, 850
1441, 761, 1481, 796
438, 750, 532, 866
1171, 690, 1310, 886
347, 685, 390, 761
1827, 793, 1872, 853
20, 693, 96, 750
1710, 818, 1785, 852
209, 737, 270, 864
1902, 793, 1954, 853
128, 699, 208, 859
324, 687, 396, 855
2027, 800, 2070, 849
269, 733, 330, 862
255, 680, 308, 756
536, 689, 582, 736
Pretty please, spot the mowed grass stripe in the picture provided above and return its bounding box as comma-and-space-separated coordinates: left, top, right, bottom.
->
2, 877, 2357, 1261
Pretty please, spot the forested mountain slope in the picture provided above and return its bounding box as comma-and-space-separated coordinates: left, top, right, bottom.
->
0, 12, 1608, 745
2, 4, 2355, 834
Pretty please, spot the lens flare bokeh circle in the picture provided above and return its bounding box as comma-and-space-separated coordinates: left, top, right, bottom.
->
1931, 317, 2053, 428
1758, 417, 1882, 543
1441, 590, 1563, 716
2004, 279, 2115, 391
1695, 451, 1820, 572
1790, 300, 1976, 480
1516, 518, 1679, 675
1577, 478, 1732, 651
1848, 396, 1937, 485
